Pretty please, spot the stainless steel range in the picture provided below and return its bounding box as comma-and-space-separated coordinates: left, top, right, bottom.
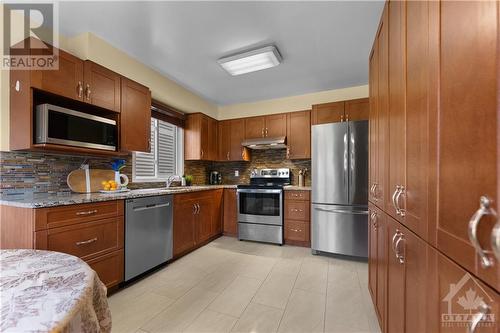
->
237, 168, 290, 245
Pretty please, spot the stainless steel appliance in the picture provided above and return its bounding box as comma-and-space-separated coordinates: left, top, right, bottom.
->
311, 121, 369, 257
209, 171, 222, 185
35, 103, 117, 151
241, 136, 287, 150
237, 168, 290, 244
125, 195, 173, 281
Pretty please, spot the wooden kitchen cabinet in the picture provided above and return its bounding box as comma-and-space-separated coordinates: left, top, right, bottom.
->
185, 113, 218, 161
83, 60, 121, 112
311, 101, 344, 124
218, 119, 249, 161
223, 189, 238, 236
120, 77, 151, 152
284, 190, 310, 247
286, 110, 311, 159
431, 0, 500, 292
344, 98, 369, 122
368, 3, 389, 211
173, 190, 223, 258
245, 114, 286, 139
30, 48, 85, 101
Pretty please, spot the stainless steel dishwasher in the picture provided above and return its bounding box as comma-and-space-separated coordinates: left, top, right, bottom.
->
125, 195, 173, 281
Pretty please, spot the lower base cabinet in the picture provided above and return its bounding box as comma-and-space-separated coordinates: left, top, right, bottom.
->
284, 190, 311, 247
223, 189, 238, 236
173, 189, 223, 258
369, 205, 500, 333
87, 250, 124, 289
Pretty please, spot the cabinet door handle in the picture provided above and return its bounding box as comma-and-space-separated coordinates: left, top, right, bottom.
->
391, 231, 401, 254
76, 209, 98, 216
468, 196, 496, 268
396, 185, 405, 216
192, 204, 196, 214
201, 150, 204, 158
265, 128, 268, 137
227, 152, 230, 160
492, 221, 500, 261
468, 303, 491, 333
76, 237, 97, 246
85, 84, 91, 100
340, 115, 344, 122
261, 128, 265, 137
197, 203, 201, 214
392, 186, 400, 215
77, 81, 83, 98
394, 234, 405, 264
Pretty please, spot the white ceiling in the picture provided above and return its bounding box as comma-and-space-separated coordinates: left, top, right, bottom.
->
59, 1, 384, 106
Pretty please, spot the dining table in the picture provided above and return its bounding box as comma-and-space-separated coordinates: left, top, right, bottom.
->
0, 249, 112, 332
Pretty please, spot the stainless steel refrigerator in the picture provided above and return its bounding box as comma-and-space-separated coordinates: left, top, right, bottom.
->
311, 120, 368, 257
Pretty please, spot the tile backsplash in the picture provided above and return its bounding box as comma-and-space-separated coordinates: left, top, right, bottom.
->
0, 148, 310, 198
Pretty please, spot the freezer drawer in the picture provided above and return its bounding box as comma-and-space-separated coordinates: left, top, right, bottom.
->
311, 204, 368, 257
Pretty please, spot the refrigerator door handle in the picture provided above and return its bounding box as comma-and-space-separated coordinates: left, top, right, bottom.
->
314, 207, 369, 215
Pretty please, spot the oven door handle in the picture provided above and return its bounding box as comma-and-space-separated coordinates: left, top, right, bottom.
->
237, 189, 283, 194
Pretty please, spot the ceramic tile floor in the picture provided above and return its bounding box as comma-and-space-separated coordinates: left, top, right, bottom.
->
108, 236, 381, 333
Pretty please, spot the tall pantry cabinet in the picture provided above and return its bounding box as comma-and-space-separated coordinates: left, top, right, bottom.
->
368, 1, 500, 332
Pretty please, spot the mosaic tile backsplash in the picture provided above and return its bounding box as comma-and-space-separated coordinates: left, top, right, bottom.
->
0, 149, 310, 198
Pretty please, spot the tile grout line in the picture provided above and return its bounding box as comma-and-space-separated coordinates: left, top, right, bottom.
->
275, 255, 305, 332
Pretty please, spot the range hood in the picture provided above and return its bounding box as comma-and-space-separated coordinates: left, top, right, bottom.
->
241, 136, 287, 150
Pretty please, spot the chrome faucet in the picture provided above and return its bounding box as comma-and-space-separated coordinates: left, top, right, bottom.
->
166, 175, 180, 188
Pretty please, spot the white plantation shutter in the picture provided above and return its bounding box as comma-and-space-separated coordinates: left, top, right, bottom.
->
157, 120, 176, 177
133, 118, 156, 178
133, 118, 182, 181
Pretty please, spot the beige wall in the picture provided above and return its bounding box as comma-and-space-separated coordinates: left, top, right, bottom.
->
217, 85, 369, 120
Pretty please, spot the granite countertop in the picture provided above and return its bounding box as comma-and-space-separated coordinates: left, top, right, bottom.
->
0, 184, 311, 208
0, 185, 237, 208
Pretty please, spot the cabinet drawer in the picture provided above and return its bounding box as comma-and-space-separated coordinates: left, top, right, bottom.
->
45, 217, 124, 260
285, 201, 310, 221
285, 191, 310, 201
35, 201, 124, 230
87, 250, 124, 289
284, 221, 309, 242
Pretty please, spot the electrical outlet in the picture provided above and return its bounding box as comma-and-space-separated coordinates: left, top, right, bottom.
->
234, 170, 239, 177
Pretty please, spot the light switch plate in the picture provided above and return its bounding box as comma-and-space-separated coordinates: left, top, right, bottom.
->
235, 170, 239, 177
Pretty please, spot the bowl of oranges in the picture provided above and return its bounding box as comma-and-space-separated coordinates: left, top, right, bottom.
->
99, 180, 129, 194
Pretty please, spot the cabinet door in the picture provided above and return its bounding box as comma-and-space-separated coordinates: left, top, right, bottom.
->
368, 204, 378, 309
83, 61, 121, 112
434, 0, 499, 291
223, 189, 238, 236
345, 98, 369, 121
173, 198, 196, 257
427, 246, 499, 333
211, 190, 223, 236
387, 0, 406, 220
265, 114, 287, 137
230, 119, 250, 161
245, 116, 265, 139
200, 115, 209, 160
311, 101, 345, 124
120, 78, 151, 152
185, 114, 202, 160
207, 117, 218, 161
286, 110, 311, 159
196, 196, 214, 244
369, 43, 379, 206
33, 49, 84, 101
218, 120, 231, 161
375, 207, 388, 331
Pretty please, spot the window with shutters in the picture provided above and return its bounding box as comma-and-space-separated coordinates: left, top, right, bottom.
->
132, 118, 184, 182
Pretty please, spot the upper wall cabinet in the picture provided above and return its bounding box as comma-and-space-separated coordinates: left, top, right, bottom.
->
218, 119, 250, 162
83, 61, 121, 112
245, 114, 287, 139
185, 113, 218, 161
120, 78, 151, 153
31, 49, 84, 101
286, 110, 311, 160
311, 98, 369, 125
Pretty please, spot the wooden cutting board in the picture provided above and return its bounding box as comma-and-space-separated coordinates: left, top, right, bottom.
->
67, 169, 115, 193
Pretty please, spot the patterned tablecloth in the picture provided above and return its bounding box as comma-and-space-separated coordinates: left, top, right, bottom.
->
0, 250, 112, 332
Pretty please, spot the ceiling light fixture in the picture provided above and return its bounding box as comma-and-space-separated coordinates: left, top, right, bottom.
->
218, 45, 282, 76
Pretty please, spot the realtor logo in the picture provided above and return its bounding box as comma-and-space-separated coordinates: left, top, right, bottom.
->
441, 273, 496, 329
2, 2, 59, 70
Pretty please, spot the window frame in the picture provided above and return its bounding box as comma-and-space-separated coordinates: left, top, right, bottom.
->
132, 118, 184, 182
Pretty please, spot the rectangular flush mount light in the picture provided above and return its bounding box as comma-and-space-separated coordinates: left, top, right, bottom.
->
218, 45, 282, 76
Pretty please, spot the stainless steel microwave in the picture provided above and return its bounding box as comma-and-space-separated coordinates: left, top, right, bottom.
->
35, 104, 117, 151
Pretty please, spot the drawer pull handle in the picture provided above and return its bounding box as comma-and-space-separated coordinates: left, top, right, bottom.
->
468, 196, 496, 268
290, 228, 302, 232
291, 209, 304, 212
76, 237, 97, 246
76, 209, 98, 216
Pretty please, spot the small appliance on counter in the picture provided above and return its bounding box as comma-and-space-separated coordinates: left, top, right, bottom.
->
209, 171, 222, 185
237, 168, 290, 245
